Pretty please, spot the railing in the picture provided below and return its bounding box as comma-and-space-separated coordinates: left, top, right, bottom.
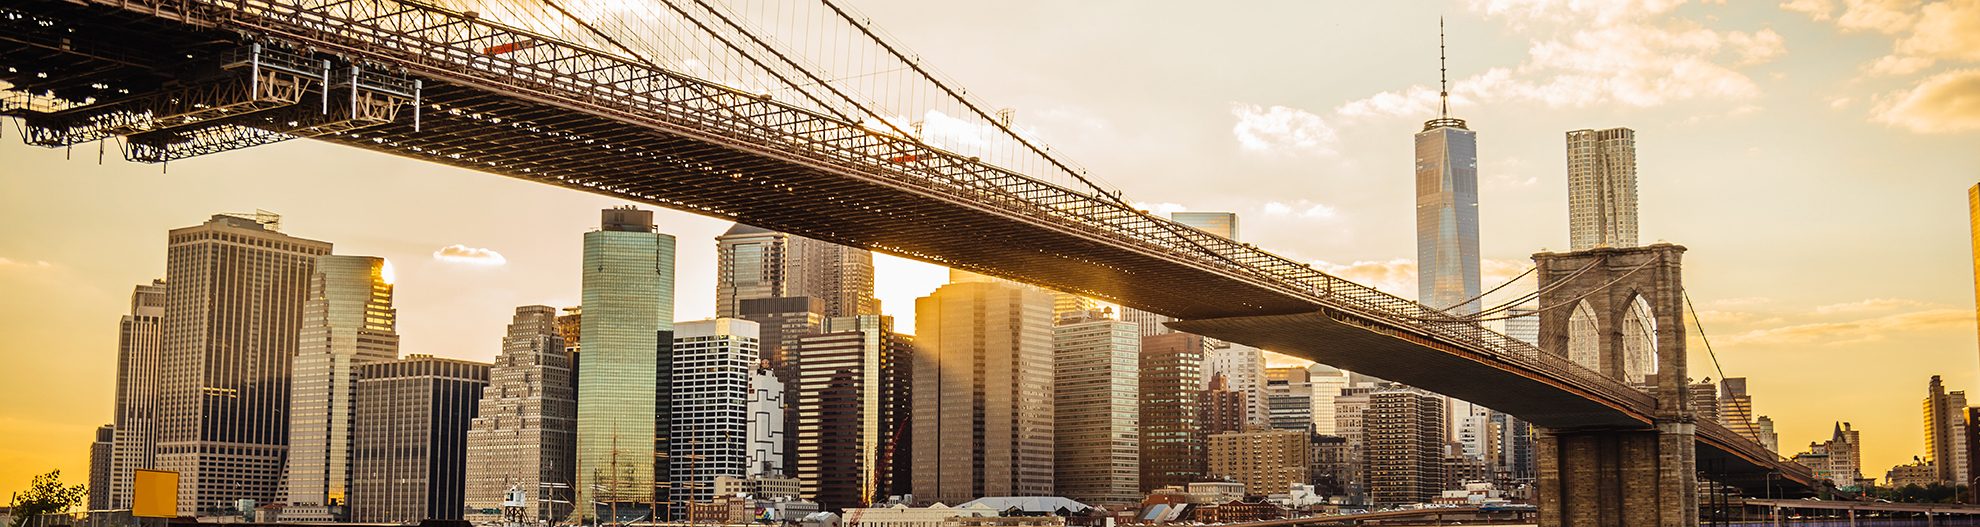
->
67, 0, 1651, 414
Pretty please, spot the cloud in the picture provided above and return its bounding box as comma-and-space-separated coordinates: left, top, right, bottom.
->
432, 244, 508, 266
0, 257, 53, 269
1229, 103, 1339, 155
1872, 68, 1980, 133
1813, 297, 1936, 314
1785, 0, 1980, 80
1311, 259, 1419, 297
1339, 1, 1785, 116
1260, 200, 1339, 220
1722, 308, 1974, 346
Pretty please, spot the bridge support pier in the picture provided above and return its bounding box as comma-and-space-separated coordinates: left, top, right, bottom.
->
1535, 421, 1698, 527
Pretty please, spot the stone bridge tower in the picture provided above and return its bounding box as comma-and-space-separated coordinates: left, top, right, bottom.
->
1532, 243, 1696, 527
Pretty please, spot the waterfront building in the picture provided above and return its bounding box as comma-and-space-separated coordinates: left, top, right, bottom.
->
464, 306, 577, 522
669, 319, 762, 514
1139, 332, 1205, 492
574, 207, 676, 520
350, 356, 490, 523
1051, 310, 1140, 505
107, 280, 165, 509
790, 315, 914, 509
1206, 430, 1311, 496
285, 255, 400, 521
911, 280, 1055, 504
1365, 388, 1445, 507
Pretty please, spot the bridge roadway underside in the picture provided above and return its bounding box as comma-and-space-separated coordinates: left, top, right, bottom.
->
1, 0, 1811, 498
1171, 312, 1815, 498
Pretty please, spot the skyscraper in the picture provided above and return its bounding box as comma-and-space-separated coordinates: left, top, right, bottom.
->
1720, 378, 1762, 443
736, 296, 825, 472
1971, 184, 1980, 369
1171, 211, 1238, 240
464, 306, 577, 523
790, 314, 913, 509
669, 319, 760, 514
1566, 127, 1639, 250
1925, 375, 1971, 484
285, 255, 400, 522
1052, 311, 1140, 505
1139, 333, 1205, 492
716, 224, 877, 319
911, 280, 1055, 504
89, 424, 113, 511
108, 279, 164, 510
1365, 388, 1446, 507
747, 365, 788, 477
575, 207, 676, 520
1414, 23, 1482, 315
350, 356, 490, 523
157, 212, 330, 515
1120, 307, 1175, 338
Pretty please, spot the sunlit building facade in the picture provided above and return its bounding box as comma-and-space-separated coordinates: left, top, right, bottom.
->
575, 207, 676, 520
1207, 429, 1311, 496
912, 280, 1056, 504
285, 255, 400, 521
1366, 388, 1445, 507
1566, 127, 1639, 251
157, 212, 330, 515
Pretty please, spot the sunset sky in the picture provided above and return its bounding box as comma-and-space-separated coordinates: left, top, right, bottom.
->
4, 0, 1980, 496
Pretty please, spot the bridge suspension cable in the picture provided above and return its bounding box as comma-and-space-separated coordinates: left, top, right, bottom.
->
1683, 289, 1730, 382
1434, 265, 1534, 314
1456, 258, 1660, 323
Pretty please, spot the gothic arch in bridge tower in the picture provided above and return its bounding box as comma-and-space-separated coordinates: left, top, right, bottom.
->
1620, 292, 1659, 386
1566, 300, 1600, 373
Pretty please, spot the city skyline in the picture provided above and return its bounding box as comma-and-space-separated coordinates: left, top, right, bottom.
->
4, 0, 1980, 498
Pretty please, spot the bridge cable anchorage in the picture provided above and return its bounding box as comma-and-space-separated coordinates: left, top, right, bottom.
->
1682, 288, 1730, 382
1433, 265, 1534, 313
1465, 257, 1663, 322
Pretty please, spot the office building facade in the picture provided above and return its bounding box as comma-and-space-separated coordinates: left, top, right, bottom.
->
1139, 332, 1205, 492
464, 306, 577, 522
669, 319, 761, 513
911, 280, 1056, 504
575, 207, 676, 519
1051, 311, 1140, 505
1365, 389, 1445, 507
157, 212, 330, 515
108, 280, 165, 510
791, 315, 914, 509
1206, 429, 1311, 496
716, 224, 877, 319
350, 356, 490, 523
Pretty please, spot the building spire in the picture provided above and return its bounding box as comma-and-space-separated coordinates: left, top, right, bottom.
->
1439, 17, 1450, 119
1424, 17, 1467, 131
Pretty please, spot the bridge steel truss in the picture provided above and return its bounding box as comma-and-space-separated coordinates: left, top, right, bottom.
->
0, 0, 1815, 493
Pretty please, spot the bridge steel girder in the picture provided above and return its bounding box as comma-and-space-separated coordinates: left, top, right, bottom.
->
0, 0, 1815, 499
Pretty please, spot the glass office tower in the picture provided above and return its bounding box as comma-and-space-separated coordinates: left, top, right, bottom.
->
574, 207, 675, 521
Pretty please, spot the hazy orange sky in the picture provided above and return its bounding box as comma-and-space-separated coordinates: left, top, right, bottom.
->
5, 0, 1980, 497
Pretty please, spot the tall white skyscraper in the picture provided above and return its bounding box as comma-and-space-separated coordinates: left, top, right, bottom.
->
1566, 127, 1639, 251
670, 319, 761, 513
285, 255, 400, 521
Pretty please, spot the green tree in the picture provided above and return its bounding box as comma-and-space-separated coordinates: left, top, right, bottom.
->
7, 470, 87, 527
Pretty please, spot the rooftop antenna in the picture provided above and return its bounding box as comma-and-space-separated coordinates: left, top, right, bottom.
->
1425, 18, 1467, 131
1439, 17, 1450, 119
